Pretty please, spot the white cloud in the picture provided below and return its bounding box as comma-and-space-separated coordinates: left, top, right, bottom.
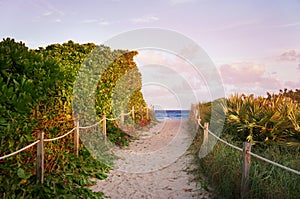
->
32, 0, 65, 16
80, 19, 112, 26
273, 22, 300, 28
99, 21, 110, 26
43, 11, 53, 16
31, 1, 65, 23
54, 19, 62, 23
130, 15, 159, 24
206, 19, 259, 32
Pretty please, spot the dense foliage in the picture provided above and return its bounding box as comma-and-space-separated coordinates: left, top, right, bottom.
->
223, 92, 300, 146
277, 88, 300, 102
0, 38, 148, 198
192, 90, 300, 198
197, 90, 300, 145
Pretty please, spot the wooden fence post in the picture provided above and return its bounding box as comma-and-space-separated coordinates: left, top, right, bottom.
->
193, 105, 198, 125
241, 142, 252, 198
203, 122, 209, 154
132, 106, 135, 121
74, 120, 79, 156
196, 116, 200, 134
140, 105, 143, 120
198, 104, 201, 120
35, 105, 39, 120
120, 110, 124, 126
102, 115, 107, 143
195, 105, 200, 132
37, 132, 44, 184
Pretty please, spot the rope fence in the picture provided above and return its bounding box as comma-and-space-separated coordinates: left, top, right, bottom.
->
248, 151, 300, 175
191, 105, 300, 198
197, 119, 243, 152
195, 117, 300, 175
0, 106, 152, 184
106, 117, 121, 121
78, 120, 102, 129
44, 128, 76, 142
0, 140, 40, 160
122, 109, 134, 116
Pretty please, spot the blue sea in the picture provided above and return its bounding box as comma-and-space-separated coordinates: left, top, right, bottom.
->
155, 110, 190, 120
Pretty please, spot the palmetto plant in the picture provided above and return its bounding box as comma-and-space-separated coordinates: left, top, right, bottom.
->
196, 91, 300, 199
222, 93, 300, 145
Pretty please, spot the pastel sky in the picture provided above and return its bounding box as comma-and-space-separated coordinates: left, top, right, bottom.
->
1, 0, 300, 109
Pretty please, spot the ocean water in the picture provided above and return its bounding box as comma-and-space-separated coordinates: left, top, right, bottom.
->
155, 110, 190, 120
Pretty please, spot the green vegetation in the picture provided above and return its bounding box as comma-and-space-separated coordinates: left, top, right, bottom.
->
191, 90, 300, 199
0, 38, 149, 198
223, 93, 300, 146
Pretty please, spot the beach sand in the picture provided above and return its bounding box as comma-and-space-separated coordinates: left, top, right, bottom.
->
89, 120, 214, 199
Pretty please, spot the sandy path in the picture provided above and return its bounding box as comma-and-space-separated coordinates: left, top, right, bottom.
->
90, 120, 213, 199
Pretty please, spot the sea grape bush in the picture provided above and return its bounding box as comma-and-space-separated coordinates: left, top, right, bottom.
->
0, 38, 148, 198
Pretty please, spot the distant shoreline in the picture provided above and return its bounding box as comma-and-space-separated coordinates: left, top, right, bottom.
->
155, 110, 190, 120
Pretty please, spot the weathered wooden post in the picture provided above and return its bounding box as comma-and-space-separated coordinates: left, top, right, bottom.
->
151, 105, 155, 120
102, 115, 107, 143
203, 122, 209, 154
193, 104, 198, 125
241, 142, 252, 199
37, 132, 44, 184
74, 120, 79, 156
121, 110, 124, 126
140, 105, 143, 120
191, 104, 195, 120
198, 103, 201, 118
196, 115, 200, 134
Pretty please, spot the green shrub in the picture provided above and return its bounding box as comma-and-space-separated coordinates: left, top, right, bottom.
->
191, 91, 300, 198
0, 38, 150, 198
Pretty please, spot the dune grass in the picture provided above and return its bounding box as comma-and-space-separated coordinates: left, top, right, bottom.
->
190, 127, 300, 199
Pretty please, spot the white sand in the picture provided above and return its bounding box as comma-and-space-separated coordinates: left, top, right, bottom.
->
89, 120, 214, 199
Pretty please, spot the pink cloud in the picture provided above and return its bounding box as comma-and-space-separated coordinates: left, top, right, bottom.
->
278, 50, 300, 62
135, 50, 206, 90
135, 50, 212, 107
220, 62, 264, 84
219, 62, 281, 91
284, 81, 300, 88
